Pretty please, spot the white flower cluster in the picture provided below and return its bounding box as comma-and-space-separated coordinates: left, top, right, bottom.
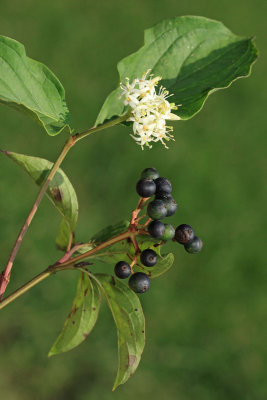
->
120, 70, 180, 149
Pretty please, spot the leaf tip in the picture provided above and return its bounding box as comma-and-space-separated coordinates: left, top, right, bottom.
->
112, 382, 119, 391
47, 347, 57, 358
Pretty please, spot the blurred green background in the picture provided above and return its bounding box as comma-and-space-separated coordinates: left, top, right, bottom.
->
0, 0, 266, 399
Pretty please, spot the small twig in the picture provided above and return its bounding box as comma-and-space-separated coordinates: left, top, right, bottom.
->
0, 229, 132, 310
57, 243, 87, 264
73, 261, 93, 268
129, 234, 140, 254
136, 229, 150, 236
66, 231, 73, 252
143, 217, 151, 227
130, 197, 149, 228
130, 254, 138, 273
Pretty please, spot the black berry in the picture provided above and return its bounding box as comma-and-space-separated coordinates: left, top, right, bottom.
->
140, 249, 157, 267
147, 199, 167, 220
148, 220, 165, 238
136, 178, 156, 198
141, 167, 160, 180
155, 177, 172, 195
129, 272, 150, 293
184, 236, 203, 254
114, 261, 131, 279
161, 224, 175, 241
156, 194, 177, 217
175, 224, 195, 244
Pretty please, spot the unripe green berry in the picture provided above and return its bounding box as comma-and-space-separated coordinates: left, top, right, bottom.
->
161, 224, 175, 241
141, 167, 160, 180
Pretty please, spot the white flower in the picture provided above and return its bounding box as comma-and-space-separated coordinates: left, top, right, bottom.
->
120, 70, 181, 149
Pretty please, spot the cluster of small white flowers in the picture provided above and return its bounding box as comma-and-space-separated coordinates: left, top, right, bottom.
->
120, 70, 180, 150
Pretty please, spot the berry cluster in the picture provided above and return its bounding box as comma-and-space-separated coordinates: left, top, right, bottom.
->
114, 167, 203, 294
139, 168, 178, 241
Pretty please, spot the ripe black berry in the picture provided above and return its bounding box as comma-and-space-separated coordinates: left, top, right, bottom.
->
161, 224, 175, 241
114, 261, 131, 279
129, 272, 150, 293
140, 249, 157, 267
156, 194, 177, 217
148, 220, 165, 238
147, 199, 167, 220
184, 236, 203, 254
155, 177, 172, 195
175, 224, 195, 244
141, 167, 160, 180
136, 178, 156, 198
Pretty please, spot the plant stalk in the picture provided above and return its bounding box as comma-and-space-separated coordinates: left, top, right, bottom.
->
0, 228, 133, 310
0, 136, 75, 300
0, 114, 128, 300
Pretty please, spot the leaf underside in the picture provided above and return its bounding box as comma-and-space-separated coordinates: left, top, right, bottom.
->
3, 151, 78, 248
0, 35, 71, 135
49, 272, 101, 356
96, 16, 257, 125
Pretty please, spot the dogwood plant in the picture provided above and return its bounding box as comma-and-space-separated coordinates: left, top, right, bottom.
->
0, 16, 257, 390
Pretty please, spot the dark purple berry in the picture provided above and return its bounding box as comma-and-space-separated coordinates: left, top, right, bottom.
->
148, 220, 165, 238
129, 272, 150, 293
155, 177, 172, 195
141, 167, 160, 180
155, 193, 172, 200
147, 199, 167, 220
161, 224, 175, 241
156, 194, 177, 217
184, 236, 203, 254
140, 249, 157, 267
175, 224, 195, 244
136, 178, 156, 198
114, 261, 131, 279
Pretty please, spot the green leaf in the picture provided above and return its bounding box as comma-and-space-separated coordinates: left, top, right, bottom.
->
74, 220, 130, 262
134, 251, 174, 278
49, 272, 101, 356
91, 220, 130, 243
3, 151, 78, 245
128, 235, 175, 278
75, 221, 174, 278
96, 16, 257, 125
92, 273, 145, 390
0, 35, 71, 135
56, 218, 75, 251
